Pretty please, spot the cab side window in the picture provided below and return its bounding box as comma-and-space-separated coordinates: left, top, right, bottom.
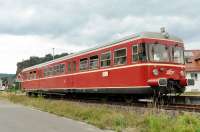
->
132, 44, 146, 62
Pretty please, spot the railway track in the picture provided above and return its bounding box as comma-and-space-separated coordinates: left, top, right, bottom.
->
31, 93, 200, 112
26, 94, 200, 112
162, 104, 200, 112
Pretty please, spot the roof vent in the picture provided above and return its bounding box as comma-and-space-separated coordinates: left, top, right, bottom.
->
160, 27, 169, 39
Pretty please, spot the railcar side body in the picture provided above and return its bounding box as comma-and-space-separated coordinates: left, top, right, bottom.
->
18, 32, 194, 95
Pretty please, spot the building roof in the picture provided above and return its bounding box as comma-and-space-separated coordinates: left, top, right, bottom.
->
185, 50, 200, 72
22, 32, 183, 72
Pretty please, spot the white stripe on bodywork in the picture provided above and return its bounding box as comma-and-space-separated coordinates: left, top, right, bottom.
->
24, 86, 151, 91
22, 63, 185, 82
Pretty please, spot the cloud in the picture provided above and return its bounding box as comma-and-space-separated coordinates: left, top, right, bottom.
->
0, 0, 199, 73
0, 34, 88, 73
0, 0, 199, 37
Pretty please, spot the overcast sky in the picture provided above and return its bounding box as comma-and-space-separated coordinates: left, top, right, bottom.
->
0, 0, 199, 73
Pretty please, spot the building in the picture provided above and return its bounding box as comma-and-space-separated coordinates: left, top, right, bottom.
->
185, 50, 200, 92
0, 79, 7, 91
0, 75, 15, 90
0, 79, 3, 90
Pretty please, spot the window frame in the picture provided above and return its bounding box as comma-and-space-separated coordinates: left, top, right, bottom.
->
33, 71, 37, 79
171, 46, 184, 64
113, 48, 127, 66
191, 72, 198, 80
73, 61, 76, 72
100, 51, 111, 68
68, 62, 72, 72
89, 55, 99, 70
132, 44, 139, 62
79, 58, 89, 71
60, 63, 66, 73
48, 67, 53, 76
29, 71, 32, 80
43, 67, 48, 77
56, 65, 60, 74
53, 65, 57, 75
43, 64, 65, 77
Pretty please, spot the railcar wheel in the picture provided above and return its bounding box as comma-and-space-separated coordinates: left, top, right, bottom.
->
153, 88, 168, 107
175, 87, 185, 95
158, 97, 165, 106
124, 96, 134, 104
33, 92, 39, 97
100, 96, 108, 103
26, 92, 32, 97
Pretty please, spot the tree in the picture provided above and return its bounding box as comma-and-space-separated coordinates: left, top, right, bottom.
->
16, 52, 70, 74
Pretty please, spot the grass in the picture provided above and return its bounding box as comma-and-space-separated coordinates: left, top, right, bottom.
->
183, 92, 200, 96
1, 92, 200, 132
142, 113, 200, 132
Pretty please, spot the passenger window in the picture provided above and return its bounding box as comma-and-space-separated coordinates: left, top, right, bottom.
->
48, 67, 53, 76
60, 64, 65, 73
101, 52, 111, 67
80, 58, 88, 71
89, 55, 98, 69
33, 71, 37, 79
44, 68, 48, 77
73, 61, 76, 72
114, 48, 126, 65
56, 65, 60, 74
29, 72, 32, 80
132, 45, 138, 62
68, 63, 71, 72
53, 65, 57, 75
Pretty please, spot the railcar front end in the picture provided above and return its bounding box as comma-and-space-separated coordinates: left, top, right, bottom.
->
136, 41, 194, 95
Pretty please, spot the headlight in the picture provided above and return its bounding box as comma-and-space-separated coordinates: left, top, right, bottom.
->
153, 69, 159, 76
180, 70, 185, 76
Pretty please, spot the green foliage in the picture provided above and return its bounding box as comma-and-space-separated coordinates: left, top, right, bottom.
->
0, 73, 15, 78
143, 112, 200, 132
143, 113, 173, 132
6, 83, 20, 93
113, 114, 128, 132
16, 52, 69, 74
174, 113, 200, 132
1, 94, 200, 132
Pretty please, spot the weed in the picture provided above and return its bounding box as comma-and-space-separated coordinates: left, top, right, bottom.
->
1, 93, 200, 132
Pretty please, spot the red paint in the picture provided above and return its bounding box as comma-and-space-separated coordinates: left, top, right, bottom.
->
19, 36, 188, 93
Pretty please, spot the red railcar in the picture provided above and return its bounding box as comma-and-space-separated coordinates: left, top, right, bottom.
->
18, 31, 194, 96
